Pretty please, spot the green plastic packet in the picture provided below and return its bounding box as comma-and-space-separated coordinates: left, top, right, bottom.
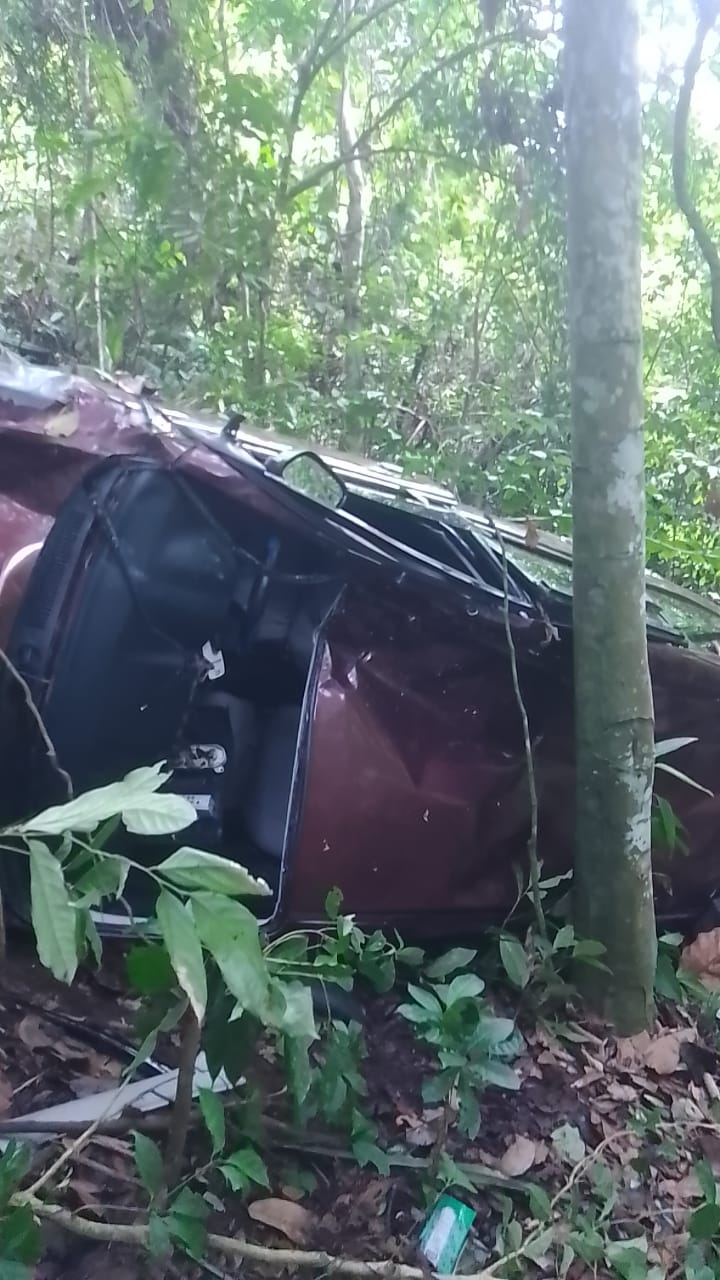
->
419, 1194, 476, 1274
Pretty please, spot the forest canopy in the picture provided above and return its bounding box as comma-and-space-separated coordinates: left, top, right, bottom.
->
1, 0, 719, 590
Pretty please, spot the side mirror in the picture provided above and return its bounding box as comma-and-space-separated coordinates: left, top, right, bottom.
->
266, 450, 346, 510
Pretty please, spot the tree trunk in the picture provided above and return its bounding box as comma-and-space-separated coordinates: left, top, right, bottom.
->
564, 0, 656, 1034
337, 1, 368, 397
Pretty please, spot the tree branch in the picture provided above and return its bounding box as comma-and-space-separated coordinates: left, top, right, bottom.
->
285, 26, 537, 203
285, 39, 478, 202
672, 1, 720, 348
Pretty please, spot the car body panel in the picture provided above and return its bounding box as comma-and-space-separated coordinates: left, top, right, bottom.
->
2, 352, 720, 933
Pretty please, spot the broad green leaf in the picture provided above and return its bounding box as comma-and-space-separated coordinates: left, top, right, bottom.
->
444, 973, 485, 1005
405, 983, 443, 1016
122, 793, 197, 837
156, 891, 207, 1024
527, 1183, 553, 1221
690, 1202, 720, 1241
192, 893, 268, 1019
499, 936, 530, 989
552, 924, 575, 951
147, 1213, 172, 1258
695, 1160, 718, 1207
325, 887, 343, 919
29, 841, 79, 984
352, 1139, 390, 1174
524, 1228, 556, 1262
167, 1189, 208, 1259
133, 1132, 164, 1198
156, 847, 271, 897
17, 764, 169, 835
220, 1146, 270, 1191
552, 1123, 586, 1165
0, 1202, 41, 1265
479, 1061, 521, 1091
198, 1087, 226, 1156
260, 980, 316, 1040
126, 944, 175, 995
425, 947, 477, 979
75, 855, 129, 905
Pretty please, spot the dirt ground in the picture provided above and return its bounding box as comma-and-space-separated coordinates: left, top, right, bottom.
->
2, 930, 720, 1278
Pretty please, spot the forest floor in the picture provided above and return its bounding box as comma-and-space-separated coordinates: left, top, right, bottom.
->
2, 930, 720, 1279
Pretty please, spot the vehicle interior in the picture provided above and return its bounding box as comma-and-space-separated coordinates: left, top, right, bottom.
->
4, 456, 342, 923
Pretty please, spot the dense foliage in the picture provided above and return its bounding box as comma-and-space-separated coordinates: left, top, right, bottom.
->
1, 0, 720, 586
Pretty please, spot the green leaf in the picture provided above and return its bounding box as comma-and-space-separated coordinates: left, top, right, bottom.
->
122, 793, 197, 836
655, 736, 698, 758
167, 1189, 208, 1259
479, 1061, 521, 1091
695, 1160, 718, 1207
425, 947, 477, 979
405, 983, 443, 1016
147, 1213, 172, 1258
552, 1123, 586, 1165
29, 840, 79, 984
690, 1202, 720, 1240
0, 1261, 33, 1280
524, 1227, 556, 1262
198, 1088, 226, 1156
325, 887, 343, 919
192, 894, 268, 1019
156, 891, 207, 1024
605, 1238, 649, 1280
285, 1034, 313, 1113
261, 980, 316, 1040
127, 944, 175, 995
552, 924, 575, 951
156, 848, 271, 897
444, 973, 485, 1005
17, 764, 170, 835
527, 1183, 553, 1221
0, 1203, 41, 1265
499, 937, 530, 989
220, 1147, 270, 1191
0, 1146, 31, 1209
75, 855, 130, 905
133, 1132, 164, 1198
352, 1139, 390, 1174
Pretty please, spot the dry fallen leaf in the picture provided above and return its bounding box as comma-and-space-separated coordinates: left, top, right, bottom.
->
617, 1028, 694, 1076
681, 929, 720, 989
44, 408, 79, 438
499, 1135, 537, 1177
644, 1033, 682, 1076
248, 1198, 315, 1245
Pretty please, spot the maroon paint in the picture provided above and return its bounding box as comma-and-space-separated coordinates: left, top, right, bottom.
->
1, 359, 720, 933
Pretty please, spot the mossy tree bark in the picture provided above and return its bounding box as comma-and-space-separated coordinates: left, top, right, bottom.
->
564, 0, 656, 1034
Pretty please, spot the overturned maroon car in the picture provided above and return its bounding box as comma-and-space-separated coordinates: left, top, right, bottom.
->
1, 351, 720, 935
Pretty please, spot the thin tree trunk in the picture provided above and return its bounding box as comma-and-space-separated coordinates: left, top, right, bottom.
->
78, 0, 105, 371
337, 0, 367, 397
564, 0, 656, 1034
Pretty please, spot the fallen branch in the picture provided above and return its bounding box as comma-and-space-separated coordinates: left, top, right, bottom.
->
672, 0, 720, 347
19, 1192, 495, 1278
